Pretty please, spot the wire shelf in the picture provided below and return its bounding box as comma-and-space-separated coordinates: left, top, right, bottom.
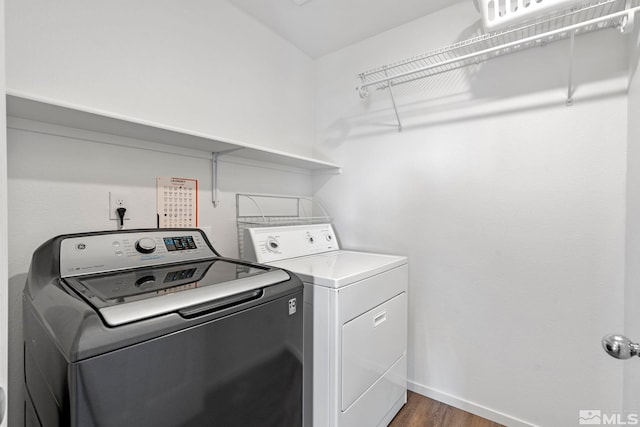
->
356, 0, 637, 97
480, 0, 587, 31
236, 194, 332, 260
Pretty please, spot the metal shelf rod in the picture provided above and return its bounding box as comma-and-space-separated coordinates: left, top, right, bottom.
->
357, 5, 640, 95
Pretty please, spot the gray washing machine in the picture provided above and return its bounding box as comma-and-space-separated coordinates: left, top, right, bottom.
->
24, 228, 303, 427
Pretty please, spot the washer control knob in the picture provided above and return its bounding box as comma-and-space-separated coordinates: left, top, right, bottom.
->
135, 275, 156, 289
325, 234, 332, 241
308, 236, 315, 244
135, 238, 157, 254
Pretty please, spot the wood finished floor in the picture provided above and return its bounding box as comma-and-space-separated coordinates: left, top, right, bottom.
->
388, 392, 505, 427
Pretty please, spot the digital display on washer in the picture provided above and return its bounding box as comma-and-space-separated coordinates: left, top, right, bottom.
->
163, 267, 197, 283
163, 236, 197, 251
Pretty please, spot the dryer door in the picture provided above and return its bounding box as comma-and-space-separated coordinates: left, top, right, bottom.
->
341, 292, 407, 410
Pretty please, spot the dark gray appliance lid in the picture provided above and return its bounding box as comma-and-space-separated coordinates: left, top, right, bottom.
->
64, 259, 290, 326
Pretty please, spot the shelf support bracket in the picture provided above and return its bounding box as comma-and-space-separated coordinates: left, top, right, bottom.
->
357, 74, 369, 98
565, 4, 581, 108
212, 149, 242, 208
384, 68, 402, 132
566, 27, 575, 106
619, 1, 635, 34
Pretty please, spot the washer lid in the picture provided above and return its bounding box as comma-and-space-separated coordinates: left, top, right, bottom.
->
268, 250, 407, 288
65, 259, 290, 326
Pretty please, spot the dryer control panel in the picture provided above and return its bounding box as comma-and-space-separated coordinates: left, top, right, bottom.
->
247, 224, 339, 264
60, 230, 216, 277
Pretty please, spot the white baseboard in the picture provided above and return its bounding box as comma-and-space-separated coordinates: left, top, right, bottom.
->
407, 380, 538, 427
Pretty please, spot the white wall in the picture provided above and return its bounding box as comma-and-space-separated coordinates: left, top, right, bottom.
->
0, 0, 8, 425
5, 0, 315, 157
313, 3, 629, 426
624, 17, 640, 413
5, 1, 317, 426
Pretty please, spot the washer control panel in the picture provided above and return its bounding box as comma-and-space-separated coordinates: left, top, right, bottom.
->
247, 224, 339, 263
60, 230, 216, 277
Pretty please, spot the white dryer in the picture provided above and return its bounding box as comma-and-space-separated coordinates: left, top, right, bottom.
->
246, 224, 408, 427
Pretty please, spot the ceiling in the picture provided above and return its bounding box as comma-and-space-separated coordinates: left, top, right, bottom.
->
228, 0, 466, 58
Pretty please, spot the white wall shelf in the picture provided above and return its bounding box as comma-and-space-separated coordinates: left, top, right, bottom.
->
6, 91, 342, 173
356, 0, 640, 131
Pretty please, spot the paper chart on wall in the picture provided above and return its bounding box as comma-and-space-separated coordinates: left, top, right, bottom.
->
156, 177, 198, 228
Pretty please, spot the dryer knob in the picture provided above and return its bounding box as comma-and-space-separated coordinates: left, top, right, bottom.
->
135, 238, 157, 254
266, 238, 279, 252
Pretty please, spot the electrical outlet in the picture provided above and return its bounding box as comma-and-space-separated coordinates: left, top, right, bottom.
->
109, 192, 131, 220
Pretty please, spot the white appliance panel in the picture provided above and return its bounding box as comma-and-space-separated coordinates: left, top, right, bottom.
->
247, 224, 338, 264
339, 357, 407, 427
342, 292, 407, 410
269, 250, 407, 288
309, 264, 408, 427
336, 265, 408, 324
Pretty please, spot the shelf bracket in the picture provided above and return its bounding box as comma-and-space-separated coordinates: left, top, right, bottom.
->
566, 6, 580, 107
566, 27, 575, 106
357, 74, 369, 98
384, 68, 403, 132
212, 149, 242, 208
619, 0, 635, 34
